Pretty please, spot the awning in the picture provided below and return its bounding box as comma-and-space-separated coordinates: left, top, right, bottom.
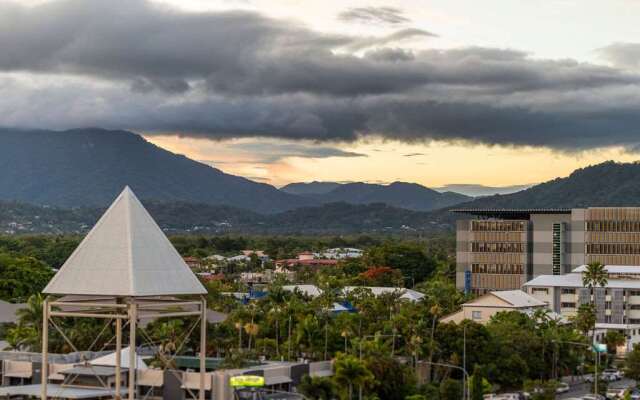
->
265, 376, 292, 386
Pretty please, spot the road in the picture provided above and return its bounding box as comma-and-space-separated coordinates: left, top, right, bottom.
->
557, 378, 636, 399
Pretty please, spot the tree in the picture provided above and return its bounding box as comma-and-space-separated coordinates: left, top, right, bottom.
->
333, 354, 374, 400
624, 343, 640, 380
604, 330, 626, 354
572, 304, 596, 336
0, 253, 54, 302
582, 261, 608, 303
7, 294, 44, 351
439, 379, 462, 400
470, 365, 486, 400
298, 375, 335, 400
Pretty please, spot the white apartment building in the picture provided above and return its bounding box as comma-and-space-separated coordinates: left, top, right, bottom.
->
524, 265, 640, 353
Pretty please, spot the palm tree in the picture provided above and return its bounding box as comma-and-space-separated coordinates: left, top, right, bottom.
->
426, 303, 441, 382
582, 261, 608, 341
333, 354, 373, 400
582, 261, 608, 303
11, 294, 44, 351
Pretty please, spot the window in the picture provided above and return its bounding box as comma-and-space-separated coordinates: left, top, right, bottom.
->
561, 288, 575, 294
629, 304, 640, 310
605, 315, 612, 323
532, 288, 549, 294
629, 290, 640, 296
605, 301, 612, 310
472, 311, 482, 320
560, 302, 576, 308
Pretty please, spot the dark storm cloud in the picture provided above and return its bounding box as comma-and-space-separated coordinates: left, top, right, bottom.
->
2, 0, 640, 151
225, 141, 367, 163
338, 6, 411, 25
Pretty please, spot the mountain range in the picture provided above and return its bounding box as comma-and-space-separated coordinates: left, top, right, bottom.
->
3, 127, 640, 235
282, 181, 470, 211
283, 181, 534, 198
0, 128, 470, 213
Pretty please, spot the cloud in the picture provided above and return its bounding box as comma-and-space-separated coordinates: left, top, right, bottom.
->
403, 153, 426, 157
338, 6, 411, 25
225, 141, 367, 163
597, 42, 640, 70
2, 0, 640, 152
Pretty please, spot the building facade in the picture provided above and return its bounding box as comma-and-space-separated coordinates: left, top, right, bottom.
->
455, 207, 640, 294
524, 265, 640, 353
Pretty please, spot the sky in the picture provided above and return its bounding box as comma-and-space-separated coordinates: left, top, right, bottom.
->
3, 0, 640, 188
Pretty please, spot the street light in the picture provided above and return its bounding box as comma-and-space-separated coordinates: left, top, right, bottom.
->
551, 339, 606, 396
422, 361, 470, 400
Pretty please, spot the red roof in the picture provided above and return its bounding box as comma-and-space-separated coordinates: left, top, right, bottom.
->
276, 259, 338, 267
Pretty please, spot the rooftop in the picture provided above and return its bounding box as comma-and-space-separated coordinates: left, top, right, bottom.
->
43, 187, 206, 297
451, 208, 572, 219
489, 290, 547, 308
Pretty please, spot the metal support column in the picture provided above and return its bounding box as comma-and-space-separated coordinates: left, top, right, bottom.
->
199, 296, 207, 400
128, 302, 137, 400
41, 297, 49, 400
116, 317, 122, 399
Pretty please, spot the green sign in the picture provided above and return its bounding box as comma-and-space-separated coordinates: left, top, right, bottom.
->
230, 375, 265, 387
592, 343, 607, 353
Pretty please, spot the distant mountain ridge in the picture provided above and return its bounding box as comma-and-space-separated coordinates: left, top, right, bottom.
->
450, 161, 640, 209
0, 200, 455, 235
280, 181, 342, 195
0, 128, 313, 214
433, 183, 534, 197
0, 128, 472, 214
281, 181, 471, 211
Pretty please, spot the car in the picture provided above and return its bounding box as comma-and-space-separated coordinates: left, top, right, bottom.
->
606, 388, 626, 399
602, 370, 620, 381
556, 382, 570, 394
584, 374, 595, 383
603, 368, 623, 380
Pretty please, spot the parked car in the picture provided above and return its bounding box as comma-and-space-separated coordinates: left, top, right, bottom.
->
556, 382, 570, 394
606, 387, 626, 399
603, 368, 623, 380
581, 394, 606, 400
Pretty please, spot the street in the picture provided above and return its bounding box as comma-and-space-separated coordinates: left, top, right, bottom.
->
557, 378, 636, 399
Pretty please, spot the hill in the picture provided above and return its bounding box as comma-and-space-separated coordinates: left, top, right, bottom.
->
0, 128, 313, 213
313, 181, 471, 211
280, 181, 342, 195
433, 183, 534, 197
451, 161, 640, 209
0, 200, 455, 235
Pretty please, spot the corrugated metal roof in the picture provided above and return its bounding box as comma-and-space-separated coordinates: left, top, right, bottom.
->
490, 290, 546, 307
572, 265, 640, 273
43, 187, 206, 296
524, 273, 640, 289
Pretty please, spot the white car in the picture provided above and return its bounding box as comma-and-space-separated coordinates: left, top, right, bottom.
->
603, 368, 623, 380
606, 388, 626, 399
581, 395, 605, 400
556, 382, 570, 394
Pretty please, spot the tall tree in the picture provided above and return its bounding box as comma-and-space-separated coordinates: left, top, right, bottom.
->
333, 354, 374, 400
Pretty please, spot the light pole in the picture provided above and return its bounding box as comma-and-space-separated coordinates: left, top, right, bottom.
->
552, 339, 605, 396
422, 361, 470, 400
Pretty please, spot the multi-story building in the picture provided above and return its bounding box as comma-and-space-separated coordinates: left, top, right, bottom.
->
524, 265, 640, 353
455, 207, 640, 294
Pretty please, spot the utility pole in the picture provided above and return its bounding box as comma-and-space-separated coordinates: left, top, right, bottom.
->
463, 325, 467, 400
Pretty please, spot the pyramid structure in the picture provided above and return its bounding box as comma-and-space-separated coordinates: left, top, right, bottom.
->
43, 187, 207, 297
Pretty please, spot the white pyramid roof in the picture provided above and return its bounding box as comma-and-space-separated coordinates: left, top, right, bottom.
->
43, 187, 207, 296
90, 346, 148, 370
